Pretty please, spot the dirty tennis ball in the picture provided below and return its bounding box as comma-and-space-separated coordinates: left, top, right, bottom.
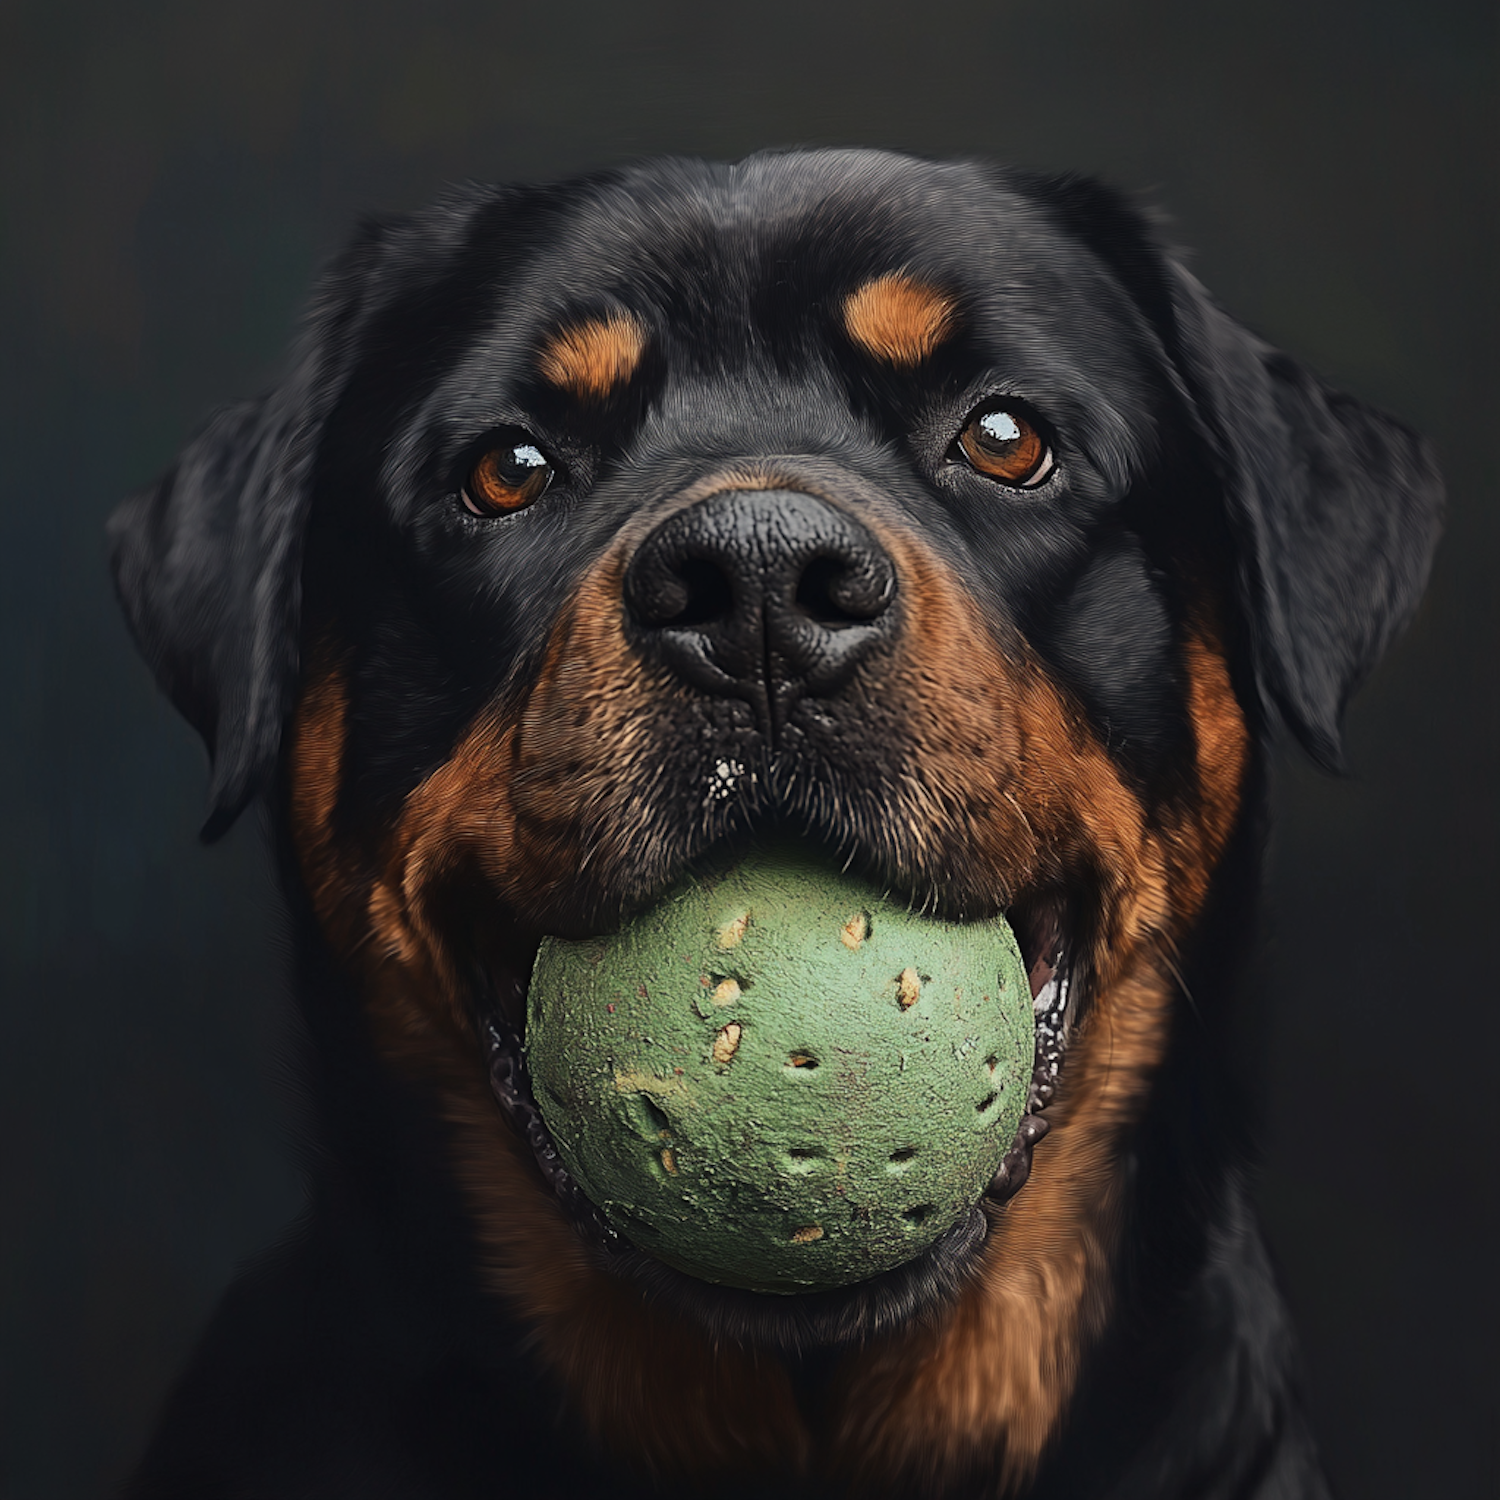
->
525, 845, 1034, 1294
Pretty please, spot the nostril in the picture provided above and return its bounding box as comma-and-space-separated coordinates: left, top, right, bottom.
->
671, 558, 735, 628
795, 553, 895, 625
628, 554, 734, 629
796, 556, 851, 625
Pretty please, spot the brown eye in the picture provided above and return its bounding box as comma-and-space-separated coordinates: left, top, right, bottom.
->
957, 404, 1052, 487
463, 440, 554, 515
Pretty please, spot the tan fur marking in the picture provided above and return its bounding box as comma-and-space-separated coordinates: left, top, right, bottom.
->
1183, 628, 1252, 845
289, 668, 346, 882
288, 657, 371, 954
538, 313, 647, 398
843, 273, 957, 365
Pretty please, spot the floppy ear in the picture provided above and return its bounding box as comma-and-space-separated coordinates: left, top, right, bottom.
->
1016, 172, 1444, 768
109, 225, 391, 840
1162, 262, 1444, 768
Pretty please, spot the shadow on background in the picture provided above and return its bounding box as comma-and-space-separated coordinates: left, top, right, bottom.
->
1, 2, 1494, 1495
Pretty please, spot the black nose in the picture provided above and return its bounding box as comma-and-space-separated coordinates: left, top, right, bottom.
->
624, 488, 898, 730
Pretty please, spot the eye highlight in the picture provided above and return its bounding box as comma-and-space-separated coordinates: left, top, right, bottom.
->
956, 404, 1052, 487
463, 439, 554, 516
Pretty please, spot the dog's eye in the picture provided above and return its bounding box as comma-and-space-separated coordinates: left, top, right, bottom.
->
462, 440, 554, 516
956, 404, 1052, 487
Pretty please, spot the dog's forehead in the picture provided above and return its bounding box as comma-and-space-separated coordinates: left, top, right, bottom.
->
555, 150, 1036, 278
487, 150, 1148, 369
385, 151, 1166, 498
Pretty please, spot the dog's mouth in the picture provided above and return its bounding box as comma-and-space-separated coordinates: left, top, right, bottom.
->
478, 872, 1079, 1350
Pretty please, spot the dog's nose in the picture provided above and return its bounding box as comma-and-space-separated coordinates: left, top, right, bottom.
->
624, 488, 897, 727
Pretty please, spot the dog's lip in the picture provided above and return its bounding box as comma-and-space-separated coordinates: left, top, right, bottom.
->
478, 883, 1077, 1344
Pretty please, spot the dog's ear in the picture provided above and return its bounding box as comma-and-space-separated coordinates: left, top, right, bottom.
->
1017, 173, 1444, 768
1160, 260, 1443, 768
109, 224, 393, 841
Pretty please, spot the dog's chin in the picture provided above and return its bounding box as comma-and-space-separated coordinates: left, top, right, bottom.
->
477, 868, 1078, 1353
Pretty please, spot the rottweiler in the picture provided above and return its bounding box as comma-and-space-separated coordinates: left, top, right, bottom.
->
110, 149, 1442, 1499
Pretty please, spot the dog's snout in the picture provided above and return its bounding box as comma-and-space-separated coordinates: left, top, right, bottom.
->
624, 488, 897, 724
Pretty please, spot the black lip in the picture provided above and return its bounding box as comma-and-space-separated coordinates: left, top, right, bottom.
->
480, 906, 1075, 1351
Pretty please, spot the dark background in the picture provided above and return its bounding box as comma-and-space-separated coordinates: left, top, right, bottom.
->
1, 2, 1494, 1496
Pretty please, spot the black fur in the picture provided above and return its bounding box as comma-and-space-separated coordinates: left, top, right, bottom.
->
110, 150, 1441, 1498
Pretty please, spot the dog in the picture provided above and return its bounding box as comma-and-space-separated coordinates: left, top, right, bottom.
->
110, 149, 1441, 1498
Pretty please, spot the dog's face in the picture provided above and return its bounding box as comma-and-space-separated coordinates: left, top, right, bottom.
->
317, 155, 1200, 927
111, 150, 1440, 1486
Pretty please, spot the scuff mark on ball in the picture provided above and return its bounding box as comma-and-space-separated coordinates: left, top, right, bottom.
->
712, 1023, 742, 1066
897, 967, 922, 1009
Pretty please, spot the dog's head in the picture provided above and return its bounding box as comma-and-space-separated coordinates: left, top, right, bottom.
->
110, 149, 1440, 1484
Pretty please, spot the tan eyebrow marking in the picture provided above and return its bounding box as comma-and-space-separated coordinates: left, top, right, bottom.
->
842, 273, 958, 366
537, 312, 647, 398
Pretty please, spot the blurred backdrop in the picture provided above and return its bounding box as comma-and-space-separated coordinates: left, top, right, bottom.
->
1, 2, 1494, 1495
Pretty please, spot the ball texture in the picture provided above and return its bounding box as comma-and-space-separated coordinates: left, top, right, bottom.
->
526, 846, 1033, 1293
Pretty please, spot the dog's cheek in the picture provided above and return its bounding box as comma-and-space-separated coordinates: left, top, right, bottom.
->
505, 553, 681, 911
288, 650, 817, 1488
821, 608, 1248, 1494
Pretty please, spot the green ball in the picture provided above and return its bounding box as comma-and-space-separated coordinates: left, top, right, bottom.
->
526, 846, 1033, 1293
